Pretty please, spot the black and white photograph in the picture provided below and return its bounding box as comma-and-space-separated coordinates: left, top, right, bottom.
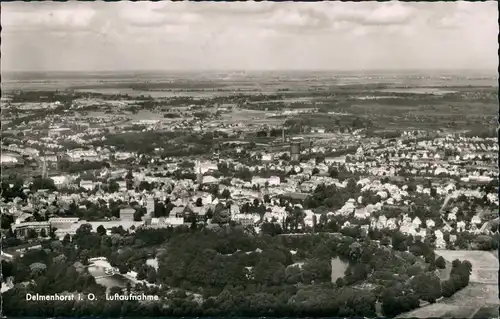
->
1, 1, 499, 318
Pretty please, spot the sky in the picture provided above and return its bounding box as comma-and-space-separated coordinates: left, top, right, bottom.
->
1, 1, 498, 72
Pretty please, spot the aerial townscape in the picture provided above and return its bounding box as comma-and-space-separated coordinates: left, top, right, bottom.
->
1, 1, 498, 319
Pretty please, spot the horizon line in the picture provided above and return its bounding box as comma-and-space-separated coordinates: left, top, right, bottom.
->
2, 68, 497, 74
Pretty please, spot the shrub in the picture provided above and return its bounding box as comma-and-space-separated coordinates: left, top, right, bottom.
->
435, 256, 446, 269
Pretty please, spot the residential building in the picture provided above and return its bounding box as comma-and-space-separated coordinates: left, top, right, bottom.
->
11, 221, 51, 239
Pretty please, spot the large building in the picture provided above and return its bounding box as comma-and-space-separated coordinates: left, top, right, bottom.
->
54, 220, 144, 239
11, 221, 51, 239
49, 217, 80, 230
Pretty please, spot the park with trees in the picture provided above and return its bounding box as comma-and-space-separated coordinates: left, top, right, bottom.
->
1, 221, 473, 317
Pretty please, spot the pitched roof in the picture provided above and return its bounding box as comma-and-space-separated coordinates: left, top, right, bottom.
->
170, 206, 184, 215
280, 192, 309, 201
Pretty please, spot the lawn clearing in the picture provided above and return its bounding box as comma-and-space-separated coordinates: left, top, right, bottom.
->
399, 284, 499, 319
434, 250, 498, 284
397, 304, 458, 318
471, 305, 499, 319
439, 283, 499, 308
442, 306, 481, 319
491, 249, 498, 259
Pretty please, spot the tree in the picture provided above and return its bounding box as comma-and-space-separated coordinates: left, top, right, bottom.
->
109, 181, 120, 193
62, 234, 72, 245
79, 249, 90, 265
335, 277, 345, 287
139, 181, 151, 192
50, 240, 63, 253
125, 169, 134, 180
411, 272, 442, 303
147, 269, 157, 283
407, 265, 423, 277
261, 222, 282, 236
209, 184, 219, 198
119, 264, 129, 274
133, 210, 145, 222
474, 235, 496, 250
435, 256, 446, 269
30, 177, 57, 192
29, 262, 47, 277
195, 198, 203, 207
407, 181, 417, 192
263, 194, 271, 204
391, 232, 408, 252
109, 286, 123, 295
76, 223, 92, 236
96, 225, 107, 236
430, 188, 437, 197
319, 213, 328, 226
1, 260, 14, 278
1, 214, 14, 230
441, 279, 456, 297
301, 258, 331, 284
206, 208, 214, 220
346, 179, 357, 193
190, 219, 197, 231
381, 287, 419, 317
211, 209, 230, 225
221, 189, 231, 200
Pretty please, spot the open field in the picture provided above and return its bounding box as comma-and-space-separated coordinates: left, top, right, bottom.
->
492, 249, 498, 259
442, 306, 481, 319
398, 304, 462, 318
218, 108, 281, 124
471, 305, 499, 318
3, 71, 497, 138
399, 284, 499, 318
435, 250, 498, 284
440, 283, 499, 307
399, 250, 499, 318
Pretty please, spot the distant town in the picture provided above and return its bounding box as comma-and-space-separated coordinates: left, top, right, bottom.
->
1, 70, 498, 318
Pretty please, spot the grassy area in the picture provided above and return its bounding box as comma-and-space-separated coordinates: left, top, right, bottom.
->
399, 250, 499, 319
434, 250, 498, 284
400, 283, 499, 318
443, 306, 482, 319
398, 303, 458, 318
439, 283, 499, 307
471, 305, 499, 319
491, 249, 498, 259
